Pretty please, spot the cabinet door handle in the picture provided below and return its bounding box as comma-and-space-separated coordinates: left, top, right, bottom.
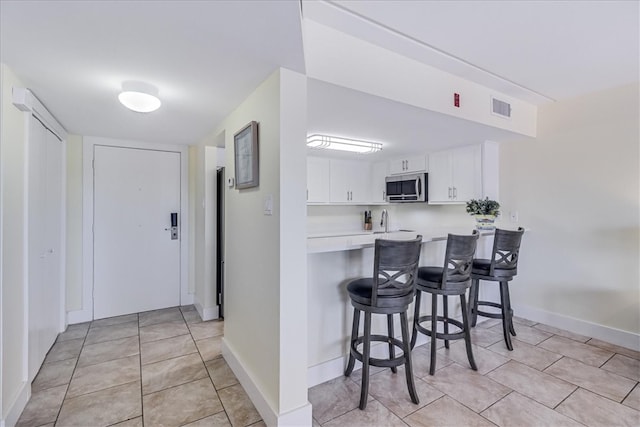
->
306, 189, 308, 201
453, 187, 457, 199
448, 187, 452, 199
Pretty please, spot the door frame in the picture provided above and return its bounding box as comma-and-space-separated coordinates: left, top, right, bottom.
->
71, 136, 190, 323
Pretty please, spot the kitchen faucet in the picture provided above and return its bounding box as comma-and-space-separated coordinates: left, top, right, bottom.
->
381, 209, 389, 233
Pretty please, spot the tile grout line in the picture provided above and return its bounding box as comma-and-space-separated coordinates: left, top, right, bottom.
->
51, 321, 91, 425
551, 384, 580, 410
185, 310, 235, 426
620, 380, 640, 404
141, 347, 199, 367
597, 350, 617, 368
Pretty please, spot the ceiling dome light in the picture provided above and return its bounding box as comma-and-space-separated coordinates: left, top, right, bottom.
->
118, 81, 161, 113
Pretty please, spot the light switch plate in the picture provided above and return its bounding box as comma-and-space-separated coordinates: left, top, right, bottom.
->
227, 177, 235, 188
264, 194, 273, 216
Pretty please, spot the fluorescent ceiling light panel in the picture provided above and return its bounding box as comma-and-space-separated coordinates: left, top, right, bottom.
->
118, 81, 161, 113
307, 134, 382, 153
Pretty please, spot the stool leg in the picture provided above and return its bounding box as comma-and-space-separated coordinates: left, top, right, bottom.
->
359, 311, 372, 410
470, 279, 480, 327
344, 308, 360, 377
429, 293, 438, 375
387, 314, 397, 373
460, 294, 477, 371
400, 311, 419, 404
499, 282, 514, 351
443, 295, 449, 349
503, 283, 517, 336
410, 290, 422, 349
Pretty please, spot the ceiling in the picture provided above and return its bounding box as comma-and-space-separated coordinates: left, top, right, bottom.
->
0, 1, 305, 145
1, 1, 638, 148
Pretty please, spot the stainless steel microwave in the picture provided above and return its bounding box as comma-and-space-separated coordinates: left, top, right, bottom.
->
385, 173, 428, 203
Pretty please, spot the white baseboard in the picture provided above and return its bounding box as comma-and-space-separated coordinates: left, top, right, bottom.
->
2, 380, 30, 427
276, 402, 312, 426
194, 302, 219, 322
513, 303, 640, 351
222, 339, 312, 426
67, 308, 92, 325
307, 333, 430, 388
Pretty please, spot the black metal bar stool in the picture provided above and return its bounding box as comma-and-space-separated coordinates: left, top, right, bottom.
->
469, 227, 525, 351
344, 235, 423, 410
411, 231, 478, 375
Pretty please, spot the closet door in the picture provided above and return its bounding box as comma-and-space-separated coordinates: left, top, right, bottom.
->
27, 117, 63, 381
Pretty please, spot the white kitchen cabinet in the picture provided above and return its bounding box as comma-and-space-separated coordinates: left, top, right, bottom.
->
428, 144, 482, 204
329, 159, 371, 203
389, 154, 426, 175
370, 161, 388, 203
307, 156, 330, 202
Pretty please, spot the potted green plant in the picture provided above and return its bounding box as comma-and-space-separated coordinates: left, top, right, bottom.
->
466, 197, 500, 230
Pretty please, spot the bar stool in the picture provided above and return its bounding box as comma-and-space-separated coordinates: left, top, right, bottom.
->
469, 227, 525, 351
411, 231, 478, 375
344, 235, 423, 410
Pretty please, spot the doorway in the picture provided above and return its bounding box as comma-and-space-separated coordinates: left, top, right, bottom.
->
216, 167, 225, 318
89, 142, 186, 319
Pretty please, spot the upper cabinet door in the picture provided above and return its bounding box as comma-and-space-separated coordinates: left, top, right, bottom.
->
329, 159, 371, 203
451, 145, 482, 202
307, 157, 330, 202
349, 161, 371, 203
427, 150, 452, 203
389, 154, 426, 175
329, 159, 352, 202
371, 161, 389, 203
428, 144, 482, 204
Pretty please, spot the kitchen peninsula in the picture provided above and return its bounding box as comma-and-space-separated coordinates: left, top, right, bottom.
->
306, 226, 518, 387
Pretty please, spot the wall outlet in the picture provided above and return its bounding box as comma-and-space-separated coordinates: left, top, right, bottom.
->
509, 211, 519, 222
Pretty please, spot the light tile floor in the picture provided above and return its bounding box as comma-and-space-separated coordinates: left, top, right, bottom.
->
309, 317, 640, 427
17, 306, 264, 427
17, 311, 640, 427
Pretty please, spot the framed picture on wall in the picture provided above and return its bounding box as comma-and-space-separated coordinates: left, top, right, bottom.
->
233, 121, 259, 189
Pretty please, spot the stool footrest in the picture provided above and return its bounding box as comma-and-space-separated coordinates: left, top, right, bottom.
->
415, 315, 466, 341
475, 301, 504, 319
349, 334, 407, 368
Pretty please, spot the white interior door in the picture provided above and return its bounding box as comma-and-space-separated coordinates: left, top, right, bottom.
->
93, 145, 181, 319
28, 117, 63, 380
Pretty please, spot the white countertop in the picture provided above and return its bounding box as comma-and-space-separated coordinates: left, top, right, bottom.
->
307, 227, 504, 254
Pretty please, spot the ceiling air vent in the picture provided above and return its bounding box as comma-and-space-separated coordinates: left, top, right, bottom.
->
491, 97, 511, 118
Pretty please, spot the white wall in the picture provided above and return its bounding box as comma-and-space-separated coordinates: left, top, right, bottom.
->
65, 135, 82, 311
204, 68, 309, 425
500, 83, 639, 343
304, 19, 537, 137
1, 63, 29, 425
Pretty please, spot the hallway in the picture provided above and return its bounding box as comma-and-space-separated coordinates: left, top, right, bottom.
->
16, 306, 264, 427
